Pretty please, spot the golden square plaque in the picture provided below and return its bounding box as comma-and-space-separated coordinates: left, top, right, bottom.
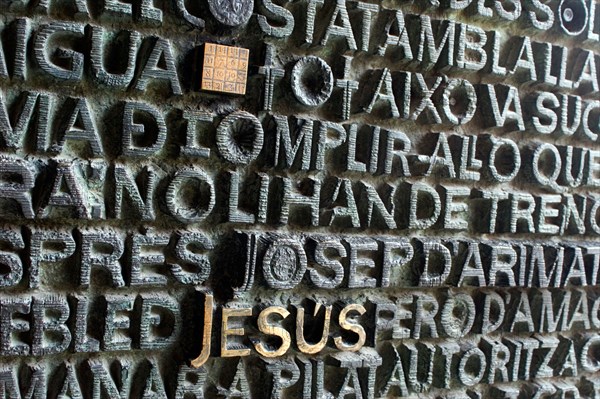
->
201, 43, 249, 95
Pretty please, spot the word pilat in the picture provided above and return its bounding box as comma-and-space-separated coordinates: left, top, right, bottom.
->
0, 353, 595, 399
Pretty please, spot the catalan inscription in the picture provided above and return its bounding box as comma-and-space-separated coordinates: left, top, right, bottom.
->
1, 0, 600, 398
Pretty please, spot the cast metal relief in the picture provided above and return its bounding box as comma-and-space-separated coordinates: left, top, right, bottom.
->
0, 0, 600, 398
208, 0, 255, 27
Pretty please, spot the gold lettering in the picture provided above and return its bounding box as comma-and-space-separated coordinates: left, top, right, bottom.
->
221, 307, 252, 357
190, 293, 213, 368
254, 306, 291, 357
334, 304, 367, 352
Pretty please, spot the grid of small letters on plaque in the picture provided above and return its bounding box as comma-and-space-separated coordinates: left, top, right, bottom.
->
201, 43, 249, 95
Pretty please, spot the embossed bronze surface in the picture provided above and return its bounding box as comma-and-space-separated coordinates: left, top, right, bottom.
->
0, 0, 600, 397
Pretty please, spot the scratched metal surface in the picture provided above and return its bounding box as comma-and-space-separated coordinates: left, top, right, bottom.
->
0, 0, 599, 397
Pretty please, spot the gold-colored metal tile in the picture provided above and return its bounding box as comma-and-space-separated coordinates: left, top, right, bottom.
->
224, 82, 236, 92
216, 45, 228, 56
215, 56, 226, 68
203, 68, 213, 79
236, 83, 246, 95
201, 43, 249, 95
226, 70, 237, 82
228, 47, 239, 57
214, 69, 226, 80
204, 55, 215, 67
228, 58, 239, 70
205, 43, 216, 54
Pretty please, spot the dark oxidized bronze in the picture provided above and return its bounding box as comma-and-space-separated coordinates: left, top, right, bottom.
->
0, 0, 600, 398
